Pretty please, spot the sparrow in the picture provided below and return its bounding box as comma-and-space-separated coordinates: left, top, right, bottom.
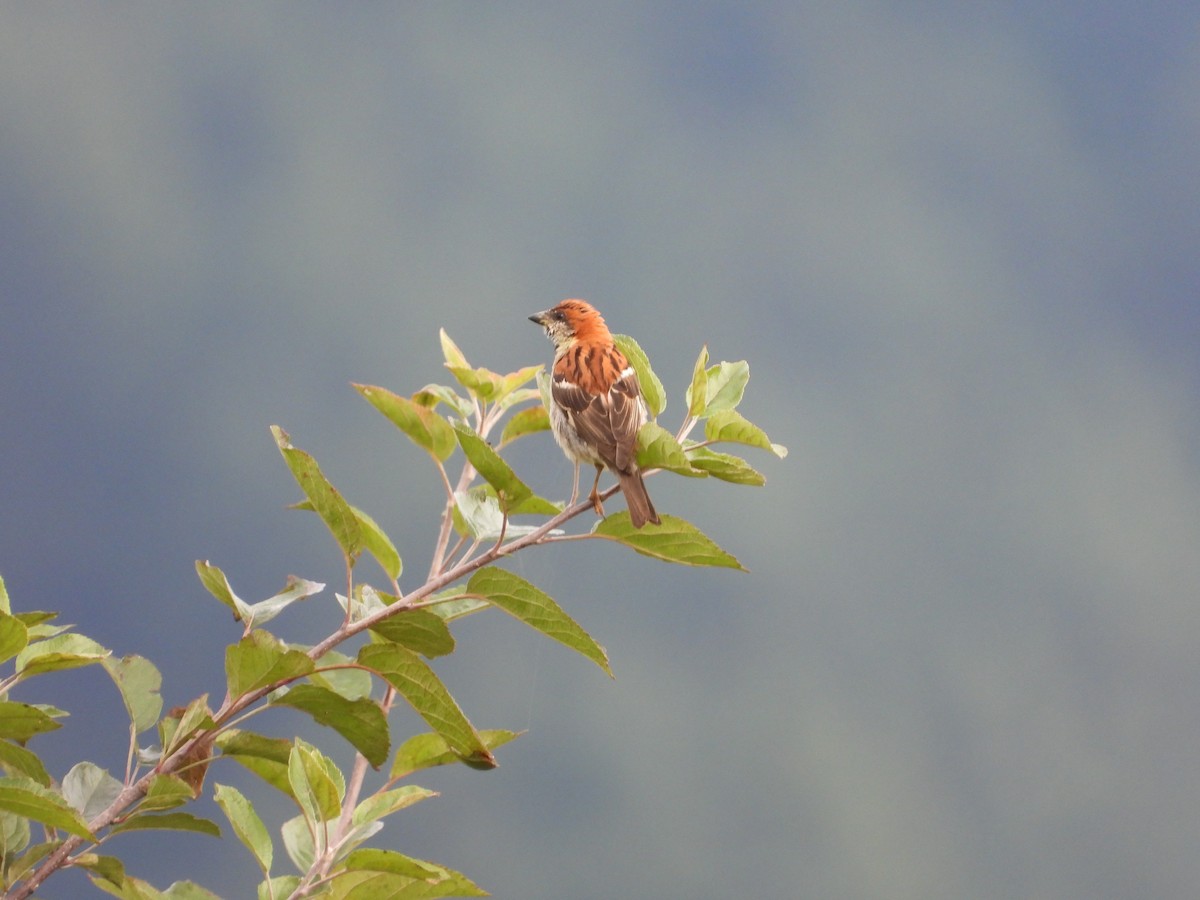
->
529, 299, 661, 528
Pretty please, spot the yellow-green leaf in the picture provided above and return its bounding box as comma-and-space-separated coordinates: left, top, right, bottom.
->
271, 684, 390, 768
636, 423, 705, 477
685, 345, 709, 416
614, 333, 666, 418
0, 613, 28, 665
698, 360, 750, 414
686, 447, 766, 485
354, 384, 457, 462
357, 644, 493, 768
109, 812, 221, 838
15, 634, 109, 678
0, 777, 94, 840
499, 405, 550, 447
369, 610, 455, 658
271, 426, 363, 560
225, 631, 315, 699
0, 701, 62, 741
592, 513, 747, 570
214, 783, 272, 873
390, 730, 519, 780
453, 425, 533, 510
704, 409, 788, 458
439, 329, 470, 369
467, 568, 611, 675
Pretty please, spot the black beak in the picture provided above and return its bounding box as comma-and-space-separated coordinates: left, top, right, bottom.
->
529, 312, 547, 325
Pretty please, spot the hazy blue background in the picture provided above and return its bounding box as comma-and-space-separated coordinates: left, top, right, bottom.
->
3, 5, 1199, 898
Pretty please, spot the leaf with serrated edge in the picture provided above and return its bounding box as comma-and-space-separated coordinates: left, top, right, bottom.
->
592, 513, 747, 570
0, 777, 94, 839
453, 425, 533, 509
140, 775, 194, 812
704, 409, 788, 458
15, 634, 109, 677
0, 740, 51, 785
468, 568, 611, 675
357, 644, 492, 767
214, 783, 273, 873
351, 786, 437, 828
391, 729, 520, 780
354, 383, 457, 462
636, 423, 705, 477
271, 425, 363, 560
686, 447, 766, 485
0, 701, 62, 741
614, 334, 666, 418
272, 684, 389, 768
215, 731, 292, 795
103, 655, 163, 735
291, 740, 344, 825
109, 812, 221, 837
369, 610, 455, 658
225, 632, 315, 699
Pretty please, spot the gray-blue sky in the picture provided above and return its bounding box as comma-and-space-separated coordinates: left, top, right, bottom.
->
2, 5, 1199, 898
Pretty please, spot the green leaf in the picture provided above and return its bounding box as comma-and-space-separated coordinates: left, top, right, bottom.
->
0, 739, 51, 785
439, 329, 470, 369
62, 762, 123, 821
412, 383, 474, 420
272, 685, 390, 768
351, 786, 437, 828
704, 410, 788, 458
109, 812, 221, 838
0, 807, 30, 857
614, 334, 666, 418
447, 363, 543, 406
333, 851, 487, 897
391, 730, 519, 780
0, 776, 94, 839
225, 631, 315, 699
592, 513, 747, 570
349, 504, 403, 581
103, 655, 163, 735
271, 425, 363, 561
258, 877, 301, 900
357, 644, 493, 768
354, 384, 457, 463
685, 447, 766, 485
139, 775, 195, 812
369, 610, 456, 658
0, 575, 8, 614
0, 613, 28, 664
289, 740, 343, 825
453, 425, 533, 510
214, 782, 273, 874
451, 488, 559, 540
420, 589, 490, 623
202, 566, 326, 627
697, 360, 750, 414
685, 345, 709, 416
215, 730, 293, 796
15, 633, 109, 677
0, 701, 63, 741
160, 694, 214, 758
280, 813, 315, 871
311, 649, 374, 700
194, 560, 245, 619
498, 404, 550, 448
636, 423, 704, 477
466, 568, 611, 675
69, 852, 125, 885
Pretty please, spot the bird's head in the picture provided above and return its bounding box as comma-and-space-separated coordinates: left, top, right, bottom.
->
529, 299, 610, 350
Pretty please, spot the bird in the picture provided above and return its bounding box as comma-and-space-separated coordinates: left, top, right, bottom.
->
529, 299, 661, 528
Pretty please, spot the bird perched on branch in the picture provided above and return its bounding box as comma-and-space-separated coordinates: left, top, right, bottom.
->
529, 299, 661, 528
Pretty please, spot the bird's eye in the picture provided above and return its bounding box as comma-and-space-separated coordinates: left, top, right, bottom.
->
552, 310, 566, 321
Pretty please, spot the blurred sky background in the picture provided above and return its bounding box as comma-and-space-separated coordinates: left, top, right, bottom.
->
2, 4, 1200, 898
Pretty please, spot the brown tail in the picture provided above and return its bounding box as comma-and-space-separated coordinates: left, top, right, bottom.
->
619, 470, 660, 528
